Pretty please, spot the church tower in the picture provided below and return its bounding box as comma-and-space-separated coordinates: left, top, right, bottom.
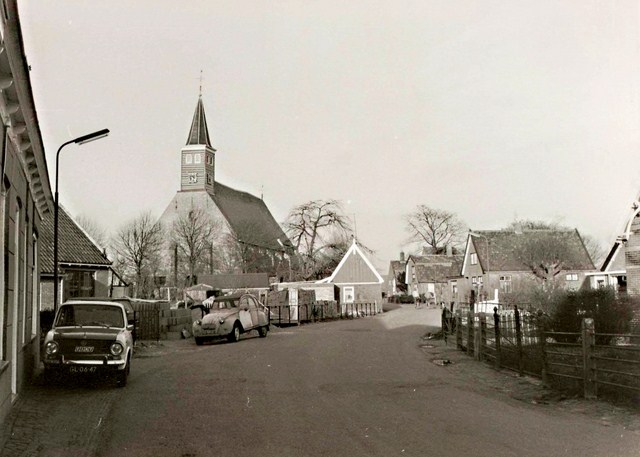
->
180, 96, 216, 194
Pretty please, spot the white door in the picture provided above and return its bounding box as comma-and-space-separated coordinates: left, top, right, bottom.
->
238, 296, 253, 330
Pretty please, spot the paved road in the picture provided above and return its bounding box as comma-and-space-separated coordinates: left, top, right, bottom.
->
2, 305, 639, 456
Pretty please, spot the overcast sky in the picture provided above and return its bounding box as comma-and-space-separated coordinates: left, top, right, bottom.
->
18, 1, 640, 271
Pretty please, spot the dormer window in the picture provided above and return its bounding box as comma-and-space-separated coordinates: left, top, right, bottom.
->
194, 153, 201, 164
185, 154, 192, 164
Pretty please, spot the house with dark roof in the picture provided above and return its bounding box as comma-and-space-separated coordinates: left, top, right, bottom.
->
386, 256, 407, 297
404, 253, 462, 304
156, 96, 293, 286
39, 206, 126, 310
460, 228, 595, 304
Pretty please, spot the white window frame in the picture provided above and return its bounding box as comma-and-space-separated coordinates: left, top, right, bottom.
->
194, 153, 201, 164
185, 154, 192, 164
470, 253, 478, 265
343, 286, 355, 304
566, 273, 578, 281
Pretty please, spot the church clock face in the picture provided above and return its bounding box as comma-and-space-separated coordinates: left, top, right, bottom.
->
188, 173, 198, 183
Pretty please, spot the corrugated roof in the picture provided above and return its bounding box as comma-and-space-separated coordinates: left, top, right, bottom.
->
198, 273, 270, 289
40, 206, 111, 274
470, 229, 595, 272
212, 182, 291, 251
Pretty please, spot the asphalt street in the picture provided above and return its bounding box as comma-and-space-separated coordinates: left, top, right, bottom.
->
1, 305, 639, 456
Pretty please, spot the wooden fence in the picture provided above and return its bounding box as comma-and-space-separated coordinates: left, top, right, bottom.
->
444, 306, 640, 400
267, 301, 379, 326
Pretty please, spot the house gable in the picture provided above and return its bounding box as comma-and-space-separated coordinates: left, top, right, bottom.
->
328, 240, 383, 284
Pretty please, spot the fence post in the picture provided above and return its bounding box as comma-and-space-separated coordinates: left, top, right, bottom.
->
456, 310, 463, 350
493, 307, 501, 370
480, 315, 487, 360
515, 305, 524, 376
474, 314, 482, 360
466, 311, 473, 355
582, 318, 596, 399
538, 316, 548, 385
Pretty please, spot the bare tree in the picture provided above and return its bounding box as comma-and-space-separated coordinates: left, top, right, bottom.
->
405, 205, 466, 253
172, 207, 222, 286
581, 234, 604, 268
507, 218, 600, 276
284, 199, 352, 279
112, 211, 164, 298
76, 215, 109, 252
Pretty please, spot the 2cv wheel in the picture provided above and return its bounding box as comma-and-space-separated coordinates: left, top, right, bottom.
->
258, 326, 268, 338
228, 323, 241, 343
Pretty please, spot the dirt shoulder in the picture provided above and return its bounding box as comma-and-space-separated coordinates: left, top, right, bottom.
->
420, 334, 640, 433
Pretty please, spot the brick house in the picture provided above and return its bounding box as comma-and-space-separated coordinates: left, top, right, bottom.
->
459, 228, 595, 304
39, 206, 127, 311
0, 0, 54, 425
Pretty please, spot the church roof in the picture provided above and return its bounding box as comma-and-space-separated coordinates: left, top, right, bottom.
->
186, 96, 213, 148
212, 182, 292, 252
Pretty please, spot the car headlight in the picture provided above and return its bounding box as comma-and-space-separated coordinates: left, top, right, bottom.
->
219, 318, 225, 324
194, 319, 202, 326
110, 343, 124, 356
45, 341, 59, 355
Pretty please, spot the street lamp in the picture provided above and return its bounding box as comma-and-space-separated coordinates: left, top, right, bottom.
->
53, 129, 110, 314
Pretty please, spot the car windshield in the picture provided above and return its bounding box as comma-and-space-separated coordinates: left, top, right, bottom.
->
55, 304, 124, 328
214, 299, 239, 310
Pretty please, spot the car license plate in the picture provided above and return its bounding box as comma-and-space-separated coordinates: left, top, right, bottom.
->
75, 346, 94, 353
69, 366, 97, 374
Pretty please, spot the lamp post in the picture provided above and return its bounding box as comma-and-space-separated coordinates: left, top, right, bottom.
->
53, 129, 110, 314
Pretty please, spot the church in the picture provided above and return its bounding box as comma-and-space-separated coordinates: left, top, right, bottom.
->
157, 95, 293, 286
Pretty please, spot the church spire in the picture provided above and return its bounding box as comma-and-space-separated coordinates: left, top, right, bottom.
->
186, 96, 213, 148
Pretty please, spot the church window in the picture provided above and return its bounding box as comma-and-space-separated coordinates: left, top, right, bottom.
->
206, 174, 212, 185
194, 153, 201, 164
185, 154, 192, 164
206, 154, 213, 165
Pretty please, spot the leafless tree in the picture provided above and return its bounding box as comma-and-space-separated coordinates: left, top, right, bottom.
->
171, 207, 222, 286
284, 199, 352, 279
581, 234, 605, 268
76, 215, 109, 252
405, 205, 466, 253
112, 211, 164, 298
507, 218, 601, 276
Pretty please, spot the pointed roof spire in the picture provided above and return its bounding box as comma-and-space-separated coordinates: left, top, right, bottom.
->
186, 95, 213, 148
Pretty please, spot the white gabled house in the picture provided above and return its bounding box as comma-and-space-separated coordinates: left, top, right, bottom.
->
319, 239, 384, 312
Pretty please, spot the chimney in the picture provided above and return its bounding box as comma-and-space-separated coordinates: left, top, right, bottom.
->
399, 251, 405, 262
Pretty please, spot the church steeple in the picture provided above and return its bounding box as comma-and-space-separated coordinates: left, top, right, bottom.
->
181, 95, 216, 194
186, 96, 213, 148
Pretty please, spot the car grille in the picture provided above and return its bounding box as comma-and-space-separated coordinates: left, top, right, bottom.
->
59, 339, 113, 355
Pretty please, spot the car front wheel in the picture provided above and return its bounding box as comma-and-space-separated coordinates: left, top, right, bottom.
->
195, 337, 204, 346
116, 357, 130, 387
228, 323, 241, 343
